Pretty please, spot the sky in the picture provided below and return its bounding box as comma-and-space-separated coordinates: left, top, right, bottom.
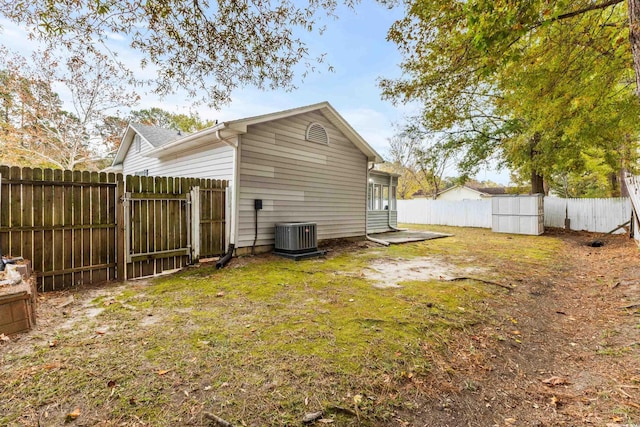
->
0, 2, 511, 184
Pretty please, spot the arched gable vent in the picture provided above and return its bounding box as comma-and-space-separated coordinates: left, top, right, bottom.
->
306, 122, 329, 144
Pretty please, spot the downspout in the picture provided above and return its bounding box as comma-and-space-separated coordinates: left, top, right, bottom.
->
216, 130, 239, 269
365, 163, 390, 246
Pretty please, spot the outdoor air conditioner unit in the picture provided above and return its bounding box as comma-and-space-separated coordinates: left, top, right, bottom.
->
274, 222, 325, 260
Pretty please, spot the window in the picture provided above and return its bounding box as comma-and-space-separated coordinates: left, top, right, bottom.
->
134, 134, 141, 153
306, 122, 329, 144
373, 184, 381, 210
390, 186, 397, 210
382, 185, 389, 210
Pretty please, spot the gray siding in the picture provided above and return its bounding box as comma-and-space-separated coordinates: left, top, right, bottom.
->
368, 211, 393, 233
122, 139, 234, 180
237, 111, 367, 247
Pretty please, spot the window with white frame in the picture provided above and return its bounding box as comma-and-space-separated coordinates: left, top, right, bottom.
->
368, 180, 398, 211
390, 186, 397, 210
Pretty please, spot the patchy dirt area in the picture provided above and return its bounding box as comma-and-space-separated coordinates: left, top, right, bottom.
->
1, 227, 639, 426
363, 258, 486, 288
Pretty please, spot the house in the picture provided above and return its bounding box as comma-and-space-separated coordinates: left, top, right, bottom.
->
434, 185, 508, 201
109, 102, 399, 254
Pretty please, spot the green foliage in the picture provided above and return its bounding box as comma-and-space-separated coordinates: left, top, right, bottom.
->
129, 108, 215, 133
0, 0, 355, 107
382, 0, 639, 196
0, 48, 138, 170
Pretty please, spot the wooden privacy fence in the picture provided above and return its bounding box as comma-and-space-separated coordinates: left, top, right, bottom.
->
0, 165, 227, 292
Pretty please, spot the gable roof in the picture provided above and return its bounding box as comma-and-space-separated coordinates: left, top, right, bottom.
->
130, 122, 185, 147
111, 102, 383, 165
436, 185, 488, 198
112, 122, 185, 165
435, 185, 509, 198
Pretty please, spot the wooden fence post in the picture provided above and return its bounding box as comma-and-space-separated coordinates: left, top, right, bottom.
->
115, 174, 125, 281
191, 186, 200, 261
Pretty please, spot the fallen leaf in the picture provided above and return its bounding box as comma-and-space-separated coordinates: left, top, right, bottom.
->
0, 333, 10, 343
216, 291, 225, 297
511, 330, 521, 335
318, 419, 335, 424
107, 380, 116, 388
157, 369, 173, 376
542, 376, 569, 386
550, 396, 559, 407
302, 411, 323, 423
65, 408, 80, 423
353, 394, 363, 405
48, 340, 58, 348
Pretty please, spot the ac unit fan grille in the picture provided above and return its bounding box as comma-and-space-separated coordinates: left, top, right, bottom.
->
274, 222, 318, 254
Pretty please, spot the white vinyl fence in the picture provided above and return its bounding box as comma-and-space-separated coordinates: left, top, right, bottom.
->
398, 197, 632, 234
398, 199, 492, 228
544, 197, 631, 234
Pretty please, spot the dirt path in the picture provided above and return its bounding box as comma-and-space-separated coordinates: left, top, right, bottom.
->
413, 230, 640, 427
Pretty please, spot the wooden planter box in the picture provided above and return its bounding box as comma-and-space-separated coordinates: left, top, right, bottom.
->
0, 262, 37, 336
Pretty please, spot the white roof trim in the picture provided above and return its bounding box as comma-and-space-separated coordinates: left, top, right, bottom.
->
141, 102, 384, 162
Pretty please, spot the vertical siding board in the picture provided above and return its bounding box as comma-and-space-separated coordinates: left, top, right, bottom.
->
9, 167, 22, 261
20, 168, 33, 284
79, 171, 90, 286
62, 170, 74, 286
52, 169, 64, 289
0, 166, 9, 259
32, 168, 44, 290
41, 169, 54, 290
115, 173, 125, 281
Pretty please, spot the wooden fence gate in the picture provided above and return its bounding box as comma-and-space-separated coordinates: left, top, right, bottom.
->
0, 166, 227, 291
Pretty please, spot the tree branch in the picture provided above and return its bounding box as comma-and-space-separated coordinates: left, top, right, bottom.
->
533, 0, 624, 28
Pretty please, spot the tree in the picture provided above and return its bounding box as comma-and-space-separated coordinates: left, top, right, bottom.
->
129, 108, 215, 132
387, 124, 458, 199
0, 48, 138, 170
0, 0, 354, 108
381, 0, 640, 196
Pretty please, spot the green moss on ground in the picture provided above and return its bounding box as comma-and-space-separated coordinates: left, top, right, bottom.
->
0, 226, 565, 426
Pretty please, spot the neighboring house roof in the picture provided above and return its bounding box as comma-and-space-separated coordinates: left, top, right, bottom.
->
111, 101, 383, 167
411, 189, 431, 198
435, 185, 494, 198
474, 186, 507, 195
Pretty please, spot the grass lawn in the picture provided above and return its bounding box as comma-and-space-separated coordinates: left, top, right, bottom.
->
1, 226, 564, 426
